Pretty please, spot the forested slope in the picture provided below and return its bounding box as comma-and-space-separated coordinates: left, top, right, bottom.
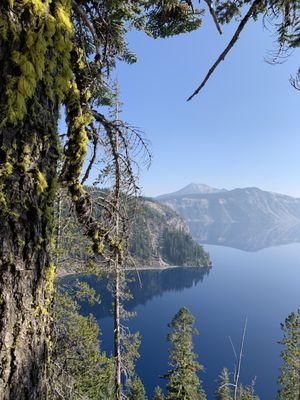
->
129, 197, 210, 267
58, 191, 210, 275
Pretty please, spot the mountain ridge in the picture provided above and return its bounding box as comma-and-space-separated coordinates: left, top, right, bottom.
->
157, 183, 227, 199
158, 184, 300, 201
156, 184, 300, 250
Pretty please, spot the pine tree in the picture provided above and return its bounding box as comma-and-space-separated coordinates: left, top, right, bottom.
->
164, 307, 206, 400
52, 293, 115, 400
237, 385, 260, 400
153, 386, 165, 400
127, 376, 148, 400
278, 310, 300, 400
216, 368, 232, 400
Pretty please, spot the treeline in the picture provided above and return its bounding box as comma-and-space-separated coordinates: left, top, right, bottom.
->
161, 227, 211, 266
52, 289, 300, 400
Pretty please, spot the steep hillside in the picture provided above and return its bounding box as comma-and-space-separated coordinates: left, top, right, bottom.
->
129, 198, 211, 267
58, 191, 211, 274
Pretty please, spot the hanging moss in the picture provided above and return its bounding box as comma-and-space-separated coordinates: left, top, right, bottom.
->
1, 0, 74, 126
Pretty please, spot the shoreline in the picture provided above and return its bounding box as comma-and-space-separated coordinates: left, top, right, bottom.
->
56, 263, 212, 279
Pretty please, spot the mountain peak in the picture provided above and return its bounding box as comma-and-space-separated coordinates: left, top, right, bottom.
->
157, 183, 226, 199
180, 183, 224, 194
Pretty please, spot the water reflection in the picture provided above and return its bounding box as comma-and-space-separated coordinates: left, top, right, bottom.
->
62, 266, 211, 319
59, 245, 300, 399
189, 221, 300, 251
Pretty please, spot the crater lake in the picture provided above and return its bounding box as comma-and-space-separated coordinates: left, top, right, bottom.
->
66, 243, 300, 399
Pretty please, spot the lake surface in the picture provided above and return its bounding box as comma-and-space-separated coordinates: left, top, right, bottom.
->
75, 243, 300, 399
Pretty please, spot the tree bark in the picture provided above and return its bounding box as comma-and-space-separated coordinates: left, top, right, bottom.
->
0, 81, 59, 399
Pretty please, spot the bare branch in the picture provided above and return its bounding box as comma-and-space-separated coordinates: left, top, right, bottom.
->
81, 123, 99, 184
187, 0, 262, 101
71, 0, 101, 57
205, 0, 222, 34
234, 317, 248, 400
290, 69, 300, 90
229, 335, 238, 360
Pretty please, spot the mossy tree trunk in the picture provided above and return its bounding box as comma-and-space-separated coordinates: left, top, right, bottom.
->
0, 80, 60, 398
0, 0, 72, 397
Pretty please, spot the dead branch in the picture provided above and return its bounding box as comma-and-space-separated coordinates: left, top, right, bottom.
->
81, 123, 99, 184
187, 0, 262, 101
71, 0, 101, 57
234, 317, 248, 400
205, 0, 222, 34
290, 69, 300, 90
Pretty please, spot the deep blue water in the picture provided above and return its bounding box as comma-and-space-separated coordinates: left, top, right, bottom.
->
74, 243, 300, 399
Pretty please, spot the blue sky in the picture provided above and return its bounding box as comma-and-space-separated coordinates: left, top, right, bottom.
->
112, 14, 299, 197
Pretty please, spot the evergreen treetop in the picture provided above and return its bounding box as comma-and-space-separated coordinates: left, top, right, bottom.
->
164, 307, 206, 400
153, 386, 165, 400
216, 368, 232, 400
127, 376, 148, 400
278, 309, 300, 400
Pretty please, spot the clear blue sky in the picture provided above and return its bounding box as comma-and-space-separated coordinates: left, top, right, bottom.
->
112, 15, 299, 197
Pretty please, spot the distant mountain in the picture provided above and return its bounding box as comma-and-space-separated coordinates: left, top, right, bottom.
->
157, 185, 300, 251
157, 183, 226, 199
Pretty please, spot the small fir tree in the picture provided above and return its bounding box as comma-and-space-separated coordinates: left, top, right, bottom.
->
127, 376, 148, 400
278, 310, 300, 400
237, 384, 260, 400
153, 386, 165, 400
164, 307, 206, 400
216, 368, 232, 400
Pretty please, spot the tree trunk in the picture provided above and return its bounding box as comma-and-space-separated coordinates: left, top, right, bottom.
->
0, 78, 60, 398
114, 268, 122, 400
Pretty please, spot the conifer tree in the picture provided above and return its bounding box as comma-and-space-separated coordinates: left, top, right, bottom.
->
216, 368, 232, 400
278, 309, 300, 400
164, 307, 206, 400
52, 292, 115, 400
127, 376, 148, 400
237, 385, 260, 400
153, 386, 165, 400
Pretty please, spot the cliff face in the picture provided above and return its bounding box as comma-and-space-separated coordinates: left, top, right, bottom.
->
129, 198, 210, 267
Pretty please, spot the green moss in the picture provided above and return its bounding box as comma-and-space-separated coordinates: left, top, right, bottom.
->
0, 161, 13, 176
1, 0, 74, 126
45, 263, 56, 294
0, 18, 8, 40
34, 263, 56, 318
20, 144, 31, 171
36, 170, 48, 194
0, 192, 7, 207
